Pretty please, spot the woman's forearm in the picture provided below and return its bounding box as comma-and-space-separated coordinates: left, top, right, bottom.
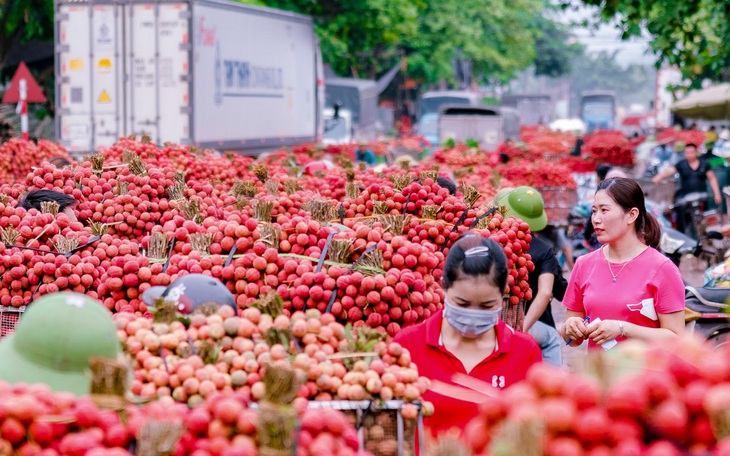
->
523, 293, 551, 332
623, 321, 680, 341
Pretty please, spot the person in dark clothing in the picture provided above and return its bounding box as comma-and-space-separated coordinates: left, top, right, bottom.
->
48, 156, 73, 168
538, 224, 574, 270
436, 176, 457, 195
595, 163, 613, 182
570, 135, 584, 156
498, 186, 562, 367
653, 143, 721, 233
18, 190, 78, 222
583, 163, 614, 250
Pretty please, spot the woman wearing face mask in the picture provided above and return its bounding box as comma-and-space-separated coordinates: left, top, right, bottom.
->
394, 235, 542, 436
561, 178, 685, 349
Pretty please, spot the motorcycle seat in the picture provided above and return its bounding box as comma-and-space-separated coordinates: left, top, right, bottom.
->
675, 192, 709, 207
686, 297, 730, 314
685, 286, 730, 309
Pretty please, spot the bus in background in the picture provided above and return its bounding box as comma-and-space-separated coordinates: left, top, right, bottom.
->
415, 90, 481, 145
580, 91, 617, 132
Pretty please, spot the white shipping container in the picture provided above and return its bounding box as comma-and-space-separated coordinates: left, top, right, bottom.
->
55, 0, 323, 154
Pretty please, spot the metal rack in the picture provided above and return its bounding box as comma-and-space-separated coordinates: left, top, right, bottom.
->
251, 399, 424, 456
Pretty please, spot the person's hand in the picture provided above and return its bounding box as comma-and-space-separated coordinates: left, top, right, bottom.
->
652, 175, 662, 185
715, 194, 722, 205
587, 320, 621, 346
562, 317, 589, 341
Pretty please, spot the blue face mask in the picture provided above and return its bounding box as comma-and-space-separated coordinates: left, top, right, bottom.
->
443, 301, 501, 338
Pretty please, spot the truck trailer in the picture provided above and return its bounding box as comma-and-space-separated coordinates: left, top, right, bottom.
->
55, 0, 324, 154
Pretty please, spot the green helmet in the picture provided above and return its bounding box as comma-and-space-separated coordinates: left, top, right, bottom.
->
492, 187, 515, 206
0, 292, 121, 396
497, 186, 548, 232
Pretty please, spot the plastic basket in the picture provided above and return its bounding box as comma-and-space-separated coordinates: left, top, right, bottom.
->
0, 306, 25, 339
319, 401, 422, 456
635, 176, 676, 206
572, 172, 597, 202
536, 186, 578, 227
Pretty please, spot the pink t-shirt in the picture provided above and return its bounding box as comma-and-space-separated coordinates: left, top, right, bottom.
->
562, 246, 685, 348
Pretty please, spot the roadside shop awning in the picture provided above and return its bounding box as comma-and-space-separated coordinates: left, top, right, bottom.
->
671, 83, 730, 120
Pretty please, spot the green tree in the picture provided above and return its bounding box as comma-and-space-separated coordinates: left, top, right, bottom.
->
244, 0, 561, 86
0, 0, 54, 74
564, 0, 730, 88
238, 0, 421, 78
404, 0, 543, 86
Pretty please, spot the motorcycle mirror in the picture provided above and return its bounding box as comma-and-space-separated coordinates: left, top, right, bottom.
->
707, 230, 724, 240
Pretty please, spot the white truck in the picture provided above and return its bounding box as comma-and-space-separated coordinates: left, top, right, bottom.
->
438, 105, 520, 151
55, 0, 324, 154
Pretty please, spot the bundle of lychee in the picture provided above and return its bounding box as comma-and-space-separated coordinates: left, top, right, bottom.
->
464, 335, 730, 456
656, 128, 707, 150
498, 159, 578, 190
338, 174, 480, 225
0, 227, 109, 307
273, 220, 445, 333
0, 376, 366, 456
101, 136, 250, 186
525, 134, 573, 157
432, 143, 489, 167
115, 304, 434, 412
181, 388, 365, 456
0, 139, 72, 185
583, 130, 635, 167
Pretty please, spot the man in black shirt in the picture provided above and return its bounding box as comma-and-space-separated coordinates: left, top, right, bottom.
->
499, 186, 562, 367
653, 143, 721, 233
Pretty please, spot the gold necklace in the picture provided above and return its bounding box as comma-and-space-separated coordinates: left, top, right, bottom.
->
606, 245, 642, 283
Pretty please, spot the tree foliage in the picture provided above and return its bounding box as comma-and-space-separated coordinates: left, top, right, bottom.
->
240, 0, 421, 79
0, 0, 54, 73
242, 0, 578, 86
402, 0, 543, 86
532, 15, 584, 78
564, 0, 730, 88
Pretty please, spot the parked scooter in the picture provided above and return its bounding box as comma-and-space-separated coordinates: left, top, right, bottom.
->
567, 197, 701, 266
660, 226, 703, 266
685, 285, 730, 347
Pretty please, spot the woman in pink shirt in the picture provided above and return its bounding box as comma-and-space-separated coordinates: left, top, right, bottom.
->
561, 177, 685, 349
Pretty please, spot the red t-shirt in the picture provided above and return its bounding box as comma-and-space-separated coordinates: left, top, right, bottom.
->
394, 311, 542, 436
562, 246, 685, 349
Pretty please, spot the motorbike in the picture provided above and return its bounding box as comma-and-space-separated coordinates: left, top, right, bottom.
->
669, 191, 726, 266
567, 197, 703, 266
685, 285, 730, 347
660, 226, 703, 266
670, 192, 715, 238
